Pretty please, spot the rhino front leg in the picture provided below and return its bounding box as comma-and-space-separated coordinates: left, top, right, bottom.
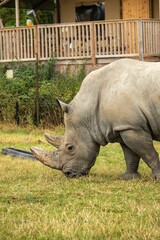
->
120, 130, 160, 179
120, 143, 141, 179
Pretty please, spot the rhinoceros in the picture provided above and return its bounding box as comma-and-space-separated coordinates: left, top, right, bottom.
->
31, 59, 160, 179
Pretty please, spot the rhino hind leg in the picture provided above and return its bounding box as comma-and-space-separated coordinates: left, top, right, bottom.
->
120, 130, 160, 180
120, 143, 141, 180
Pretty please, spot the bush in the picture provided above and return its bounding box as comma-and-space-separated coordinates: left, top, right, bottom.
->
0, 59, 86, 127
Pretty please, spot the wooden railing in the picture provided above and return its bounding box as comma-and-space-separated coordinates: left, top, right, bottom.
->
142, 19, 160, 56
95, 20, 139, 57
38, 22, 92, 60
0, 19, 160, 63
0, 26, 35, 61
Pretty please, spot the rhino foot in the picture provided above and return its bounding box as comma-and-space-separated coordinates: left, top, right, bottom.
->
120, 172, 141, 180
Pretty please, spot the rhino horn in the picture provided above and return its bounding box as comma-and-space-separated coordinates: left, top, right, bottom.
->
45, 133, 63, 149
56, 99, 72, 113
30, 147, 62, 170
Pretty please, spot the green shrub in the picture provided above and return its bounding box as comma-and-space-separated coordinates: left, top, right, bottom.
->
0, 59, 86, 126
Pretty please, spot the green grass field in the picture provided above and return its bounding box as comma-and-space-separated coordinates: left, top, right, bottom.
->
0, 125, 160, 240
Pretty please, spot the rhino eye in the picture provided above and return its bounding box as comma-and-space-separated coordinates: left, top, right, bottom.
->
68, 145, 73, 150
66, 144, 75, 154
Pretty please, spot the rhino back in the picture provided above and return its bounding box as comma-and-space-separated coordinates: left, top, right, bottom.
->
72, 59, 160, 140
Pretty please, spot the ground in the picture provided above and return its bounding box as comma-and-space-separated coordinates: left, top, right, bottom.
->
0, 125, 160, 239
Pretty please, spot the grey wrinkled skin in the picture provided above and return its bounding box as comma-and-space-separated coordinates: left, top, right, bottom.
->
31, 59, 160, 179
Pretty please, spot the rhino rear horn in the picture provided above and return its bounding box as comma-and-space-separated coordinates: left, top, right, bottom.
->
56, 99, 72, 113
45, 133, 63, 148
30, 147, 62, 170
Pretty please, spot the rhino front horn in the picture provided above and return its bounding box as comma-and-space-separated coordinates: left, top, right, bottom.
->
30, 147, 62, 170
45, 133, 63, 149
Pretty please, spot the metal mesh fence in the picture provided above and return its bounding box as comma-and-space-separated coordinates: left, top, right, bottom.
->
0, 59, 105, 127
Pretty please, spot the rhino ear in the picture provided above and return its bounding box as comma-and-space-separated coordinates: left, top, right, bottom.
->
56, 99, 71, 113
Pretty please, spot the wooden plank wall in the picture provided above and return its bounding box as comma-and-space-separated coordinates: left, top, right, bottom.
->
122, 0, 150, 19
122, 0, 150, 54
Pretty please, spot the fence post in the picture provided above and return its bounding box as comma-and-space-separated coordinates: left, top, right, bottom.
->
34, 25, 40, 126
15, 101, 19, 126
138, 19, 144, 61
91, 22, 96, 68
35, 52, 40, 126
34, 25, 39, 59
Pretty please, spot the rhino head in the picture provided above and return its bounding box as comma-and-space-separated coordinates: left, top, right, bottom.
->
31, 100, 100, 178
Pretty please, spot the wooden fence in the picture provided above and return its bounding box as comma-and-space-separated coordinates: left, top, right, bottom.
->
95, 20, 139, 58
0, 19, 160, 63
142, 19, 160, 56
0, 26, 35, 61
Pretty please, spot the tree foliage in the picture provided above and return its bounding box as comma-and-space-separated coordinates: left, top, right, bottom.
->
0, 8, 53, 26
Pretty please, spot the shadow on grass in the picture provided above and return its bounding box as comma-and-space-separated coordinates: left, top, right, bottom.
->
88, 171, 153, 183
88, 172, 117, 183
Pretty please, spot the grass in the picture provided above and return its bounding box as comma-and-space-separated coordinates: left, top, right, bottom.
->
0, 125, 160, 240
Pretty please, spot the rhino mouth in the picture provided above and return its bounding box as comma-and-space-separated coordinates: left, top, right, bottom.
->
62, 162, 90, 178
62, 169, 89, 178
